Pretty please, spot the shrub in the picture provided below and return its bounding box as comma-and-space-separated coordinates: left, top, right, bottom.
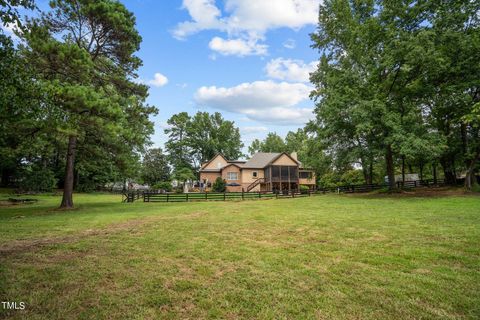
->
299, 185, 310, 193
152, 181, 172, 192
18, 166, 57, 192
212, 177, 226, 192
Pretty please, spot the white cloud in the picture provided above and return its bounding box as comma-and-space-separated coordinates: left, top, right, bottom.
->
283, 38, 296, 49
208, 36, 267, 56
240, 126, 268, 134
194, 80, 313, 125
172, 0, 225, 39
243, 107, 314, 125
223, 0, 319, 33
148, 73, 169, 87
265, 58, 316, 83
173, 0, 321, 56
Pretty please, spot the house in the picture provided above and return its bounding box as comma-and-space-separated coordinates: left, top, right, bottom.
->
199, 152, 316, 192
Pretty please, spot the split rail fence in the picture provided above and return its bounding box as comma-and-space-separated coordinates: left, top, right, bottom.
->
123, 190, 313, 203
122, 179, 447, 203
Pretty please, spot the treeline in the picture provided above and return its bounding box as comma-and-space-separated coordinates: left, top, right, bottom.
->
0, 0, 157, 208
141, 111, 244, 189
252, 0, 479, 190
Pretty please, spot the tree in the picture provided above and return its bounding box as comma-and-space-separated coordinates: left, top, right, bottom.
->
164, 112, 192, 171
310, 0, 449, 189
0, 0, 35, 26
165, 111, 243, 172
22, 0, 156, 208
248, 132, 286, 155
424, 0, 480, 189
212, 177, 226, 192
173, 167, 195, 190
141, 148, 170, 186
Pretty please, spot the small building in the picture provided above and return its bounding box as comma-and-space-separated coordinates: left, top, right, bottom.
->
199, 152, 316, 192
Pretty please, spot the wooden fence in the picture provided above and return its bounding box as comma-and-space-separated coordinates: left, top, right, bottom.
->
123, 190, 313, 203
122, 179, 448, 203
317, 179, 446, 194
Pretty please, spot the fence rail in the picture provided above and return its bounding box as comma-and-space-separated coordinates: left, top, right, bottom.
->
317, 179, 446, 194
122, 179, 449, 203
122, 190, 313, 203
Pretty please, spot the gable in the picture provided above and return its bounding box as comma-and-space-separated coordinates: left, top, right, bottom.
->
202, 154, 228, 170
221, 163, 242, 171
272, 154, 298, 166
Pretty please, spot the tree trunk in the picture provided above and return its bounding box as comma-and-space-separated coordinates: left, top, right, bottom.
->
419, 162, 424, 181
1, 168, 12, 187
368, 162, 373, 185
433, 163, 437, 185
440, 156, 456, 185
60, 135, 77, 209
465, 149, 480, 190
386, 145, 395, 189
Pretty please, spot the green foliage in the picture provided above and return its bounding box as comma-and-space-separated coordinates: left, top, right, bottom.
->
8, 0, 158, 206
152, 181, 172, 192
173, 167, 195, 183
299, 185, 310, 192
248, 132, 286, 155
18, 165, 57, 192
141, 148, 170, 186
212, 176, 226, 192
309, 0, 480, 189
0, 0, 35, 26
165, 111, 244, 171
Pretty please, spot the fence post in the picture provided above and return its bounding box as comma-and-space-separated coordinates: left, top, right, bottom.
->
242, 190, 244, 200
276, 191, 278, 199
205, 192, 208, 200
186, 193, 189, 202
292, 190, 295, 198
224, 192, 226, 201
414, 180, 417, 188
167, 193, 169, 202
258, 192, 261, 199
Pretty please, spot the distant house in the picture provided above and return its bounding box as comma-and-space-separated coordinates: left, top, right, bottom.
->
199, 152, 316, 192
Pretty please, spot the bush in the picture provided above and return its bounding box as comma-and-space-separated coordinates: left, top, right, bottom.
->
299, 185, 310, 193
18, 166, 57, 192
212, 177, 226, 192
152, 181, 172, 192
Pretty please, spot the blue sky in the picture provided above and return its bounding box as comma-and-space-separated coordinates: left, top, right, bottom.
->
125, 0, 321, 151
5, 0, 321, 151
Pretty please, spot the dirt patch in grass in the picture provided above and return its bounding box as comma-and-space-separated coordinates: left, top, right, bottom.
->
0, 216, 162, 258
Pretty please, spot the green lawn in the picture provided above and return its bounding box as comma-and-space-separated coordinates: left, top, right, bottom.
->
0, 192, 479, 319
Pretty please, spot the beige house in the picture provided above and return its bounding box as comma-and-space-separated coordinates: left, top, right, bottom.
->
199, 152, 316, 192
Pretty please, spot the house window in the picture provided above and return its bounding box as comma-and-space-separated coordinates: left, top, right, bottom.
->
252, 171, 258, 178
226, 172, 238, 180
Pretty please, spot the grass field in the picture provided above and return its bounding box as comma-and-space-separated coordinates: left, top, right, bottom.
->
0, 191, 479, 319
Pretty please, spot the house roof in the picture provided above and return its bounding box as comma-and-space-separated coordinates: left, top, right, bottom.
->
241, 153, 281, 168
200, 153, 227, 170
242, 152, 299, 168
200, 152, 301, 172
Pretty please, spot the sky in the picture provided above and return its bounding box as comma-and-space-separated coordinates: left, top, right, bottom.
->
4, 0, 322, 151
